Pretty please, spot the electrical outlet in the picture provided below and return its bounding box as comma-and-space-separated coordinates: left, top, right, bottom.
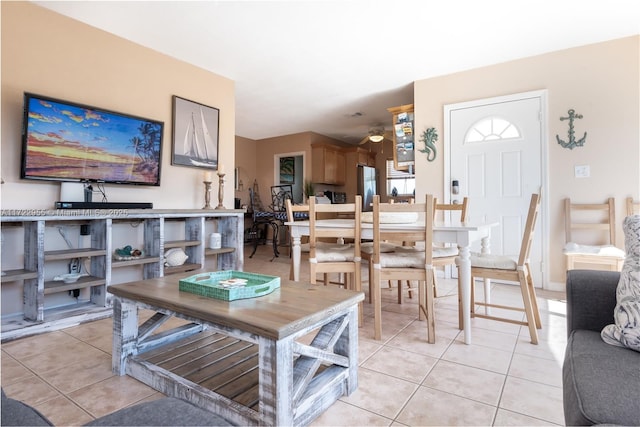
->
69, 258, 81, 274
80, 224, 91, 235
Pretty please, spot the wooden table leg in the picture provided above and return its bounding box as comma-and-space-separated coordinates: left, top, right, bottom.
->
112, 297, 139, 375
457, 245, 472, 345
291, 235, 302, 281
336, 306, 359, 395
258, 336, 293, 426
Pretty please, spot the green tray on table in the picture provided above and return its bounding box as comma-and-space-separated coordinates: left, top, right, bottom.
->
179, 271, 280, 301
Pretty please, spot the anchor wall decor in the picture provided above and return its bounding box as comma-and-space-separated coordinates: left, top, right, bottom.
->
556, 109, 587, 150
419, 127, 438, 161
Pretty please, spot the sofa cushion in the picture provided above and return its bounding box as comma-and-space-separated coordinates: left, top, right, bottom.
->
601, 215, 640, 352
563, 329, 640, 426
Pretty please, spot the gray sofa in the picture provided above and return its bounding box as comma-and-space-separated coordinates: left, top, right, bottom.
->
1, 388, 233, 426
563, 269, 640, 426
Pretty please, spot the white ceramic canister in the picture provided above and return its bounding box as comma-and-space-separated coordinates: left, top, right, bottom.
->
209, 232, 222, 249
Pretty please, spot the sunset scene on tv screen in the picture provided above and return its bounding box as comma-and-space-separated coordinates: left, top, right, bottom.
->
24, 97, 162, 184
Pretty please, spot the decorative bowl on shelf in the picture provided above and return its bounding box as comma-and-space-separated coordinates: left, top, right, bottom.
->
164, 248, 188, 267
113, 245, 144, 261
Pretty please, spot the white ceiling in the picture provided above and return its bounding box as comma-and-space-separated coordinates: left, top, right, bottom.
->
34, 1, 640, 144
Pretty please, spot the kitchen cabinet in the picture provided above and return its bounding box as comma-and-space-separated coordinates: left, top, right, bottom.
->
0, 209, 243, 341
355, 148, 376, 167
312, 143, 346, 185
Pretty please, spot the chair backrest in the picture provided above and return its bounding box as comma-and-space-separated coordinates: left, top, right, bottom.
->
372, 194, 434, 264
517, 193, 541, 267
308, 196, 362, 256
271, 185, 293, 213
433, 197, 469, 221
249, 180, 266, 212
627, 197, 640, 216
285, 198, 309, 223
564, 197, 616, 245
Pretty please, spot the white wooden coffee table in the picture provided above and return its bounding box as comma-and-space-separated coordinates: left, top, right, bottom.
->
109, 272, 364, 426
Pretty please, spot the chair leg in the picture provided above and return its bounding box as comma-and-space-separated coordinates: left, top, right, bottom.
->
426, 270, 435, 343
270, 222, 279, 259
249, 224, 260, 258
373, 266, 382, 340
433, 271, 439, 298
310, 264, 316, 284
418, 280, 426, 321
354, 263, 363, 324
406, 280, 413, 300
368, 261, 373, 304
483, 278, 492, 315
525, 263, 542, 329
417, 274, 435, 343
518, 269, 539, 345
470, 276, 476, 317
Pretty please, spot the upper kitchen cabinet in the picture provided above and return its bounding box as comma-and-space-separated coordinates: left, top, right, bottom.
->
354, 147, 376, 167
388, 104, 415, 171
312, 143, 346, 185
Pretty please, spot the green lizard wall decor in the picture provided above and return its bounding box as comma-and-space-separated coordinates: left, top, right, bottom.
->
419, 127, 438, 162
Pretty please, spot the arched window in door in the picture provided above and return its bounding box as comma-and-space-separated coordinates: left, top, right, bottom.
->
464, 116, 521, 143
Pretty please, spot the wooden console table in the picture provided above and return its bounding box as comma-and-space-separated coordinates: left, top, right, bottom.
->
0, 209, 244, 342
109, 273, 364, 426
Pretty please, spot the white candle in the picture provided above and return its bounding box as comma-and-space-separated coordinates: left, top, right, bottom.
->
218, 164, 225, 175
204, 171, 213, 182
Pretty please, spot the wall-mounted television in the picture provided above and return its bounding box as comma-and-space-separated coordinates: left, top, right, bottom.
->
21, 93, 164, 186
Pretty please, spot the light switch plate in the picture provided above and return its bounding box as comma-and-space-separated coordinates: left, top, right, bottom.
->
575, 165, 590, 178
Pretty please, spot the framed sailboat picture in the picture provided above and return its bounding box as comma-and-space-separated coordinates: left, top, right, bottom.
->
171, 96, 219, 170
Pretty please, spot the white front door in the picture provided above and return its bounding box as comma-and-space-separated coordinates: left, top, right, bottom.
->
445, 91, 547, 286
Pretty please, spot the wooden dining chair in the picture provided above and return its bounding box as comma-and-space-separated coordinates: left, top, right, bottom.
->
564, 197, 625, 272
381, 197, 469, 302
361, 199, 414, 305
285, 199, 310, 280
458, 193, 542, 344
308, 195, 362, 298
370, 194, 436, 342
431, 197, 469, 297
627, 197, 640, 216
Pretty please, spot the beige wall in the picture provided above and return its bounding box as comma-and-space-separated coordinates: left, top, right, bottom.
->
234, 136, 257, 209
414, 35, 640, 288
252, 132, 347, 204
1, 2, 236, 210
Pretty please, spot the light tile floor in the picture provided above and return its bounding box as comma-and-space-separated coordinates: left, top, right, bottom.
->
1, 245, 567, 426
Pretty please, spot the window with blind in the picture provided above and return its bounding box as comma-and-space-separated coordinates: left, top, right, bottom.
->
386, 159, 415, 196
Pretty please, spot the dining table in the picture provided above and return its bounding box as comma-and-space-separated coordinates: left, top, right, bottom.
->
286, 218, 499, 345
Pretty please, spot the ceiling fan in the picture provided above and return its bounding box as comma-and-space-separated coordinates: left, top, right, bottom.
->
358, 127, 393, 146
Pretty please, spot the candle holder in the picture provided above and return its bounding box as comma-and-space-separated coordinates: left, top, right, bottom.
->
215, 172, 226, 209
202, 181, 213, 209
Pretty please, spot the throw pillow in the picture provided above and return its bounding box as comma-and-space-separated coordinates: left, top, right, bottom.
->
601, 215, 640, 352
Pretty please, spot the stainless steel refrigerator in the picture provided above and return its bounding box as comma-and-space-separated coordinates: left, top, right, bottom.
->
357, 165, 377, 211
